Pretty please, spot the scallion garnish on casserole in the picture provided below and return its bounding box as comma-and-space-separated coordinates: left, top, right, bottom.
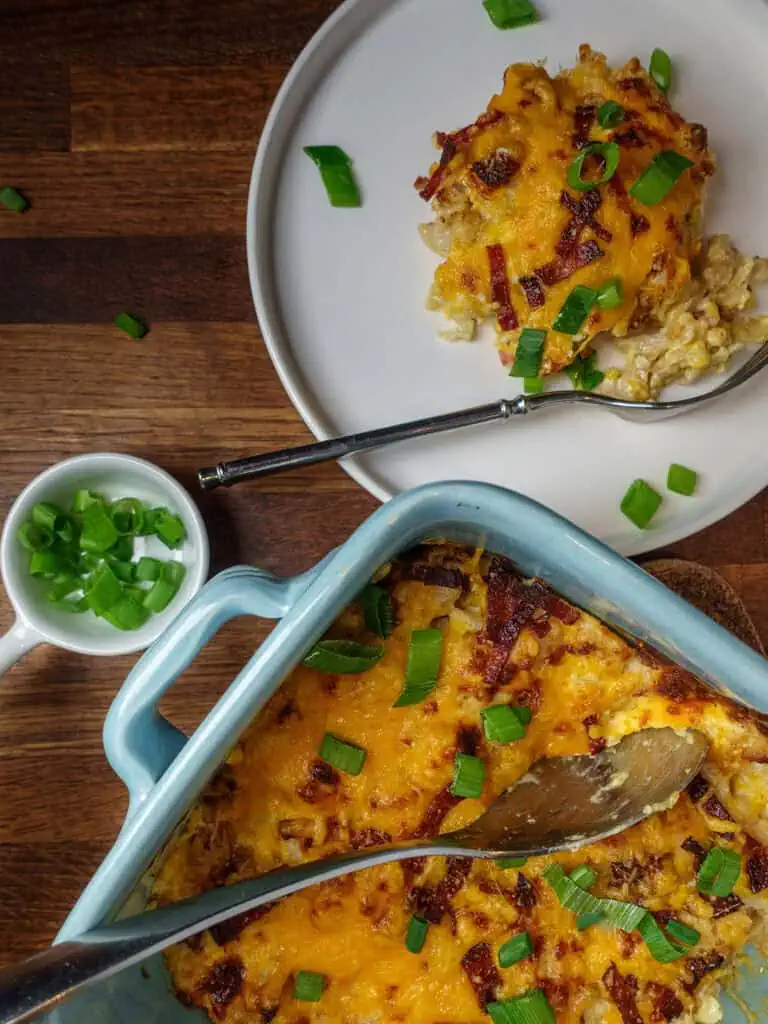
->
151, 542, 768, 1024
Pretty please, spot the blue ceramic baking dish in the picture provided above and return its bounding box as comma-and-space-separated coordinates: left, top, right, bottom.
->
46, 482, 768, 1023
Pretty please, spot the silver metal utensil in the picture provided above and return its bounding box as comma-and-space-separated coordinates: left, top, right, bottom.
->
197, 343, 768, 489
0, 727, 707, 1024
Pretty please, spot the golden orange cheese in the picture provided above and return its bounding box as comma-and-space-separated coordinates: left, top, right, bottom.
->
152, 545, 768, 1024
416, 46, 714, 372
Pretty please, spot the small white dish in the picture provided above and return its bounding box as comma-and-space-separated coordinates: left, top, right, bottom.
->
0, 453, 210, 676
247, 0, 768, 556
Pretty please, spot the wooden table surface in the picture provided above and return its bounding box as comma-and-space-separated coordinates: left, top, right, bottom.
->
0, 0, 767, 969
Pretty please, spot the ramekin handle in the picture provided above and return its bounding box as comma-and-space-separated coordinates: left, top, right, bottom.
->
104, 564, 318, 817
0, 620, 42, 678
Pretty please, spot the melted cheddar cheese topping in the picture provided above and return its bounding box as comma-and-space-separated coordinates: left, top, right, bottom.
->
416, 46, 714, 372
152, 545, 768, 1024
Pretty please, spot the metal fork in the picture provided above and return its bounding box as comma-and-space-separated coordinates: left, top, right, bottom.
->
197, 342, 768, 490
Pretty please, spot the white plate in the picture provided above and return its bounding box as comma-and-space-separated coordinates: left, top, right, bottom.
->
247, 0, 768, 556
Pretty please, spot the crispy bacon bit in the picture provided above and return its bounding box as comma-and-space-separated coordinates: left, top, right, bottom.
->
513, 872, 537, 910
350, 828, 392, 849
610, 859, 647, 887
647, 982, 684, 1022
519, 274, 546, 309
481, 560, 550, 690
618, 930, 642, 960
657, 665, 708, 702
297, 759, 340, 804
711, 893, 744, 919
685, 952, 725, 989
412, 784, 462, 838
199, 958, 244, 1018
401, 856, 428, 892
210, 905, 274, 946
513, 683, 542, 712
614, 126, 647, 149
535, 239, 604, 286
411, 857, 472, 923
547, 596, 580, 624
686, 775, 709, 803
572, 104, 597, 149
460, 942, 502, 1009
262, 1008, 278, 1024
202, 765, 238, 807
438, 108, 505, 149
703, 794, 733, 821
457, 724, 482, 756
558, 190, 612, 254
487, 244, 519, 331
417, 140, 457, 201
472, 150, 520, 189
278, 817, 314, 841
399, 562, 468, 590
681, 837, 707, 870
746, 842, 768, 893
276, 700, 298, 724
603, 963, 643, 1024
540, 979, 570, 1011
311, 760, 337, 784
630, 212, 650, 236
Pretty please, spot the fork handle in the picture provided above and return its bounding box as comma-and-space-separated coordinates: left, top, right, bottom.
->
197, 397, 527, 489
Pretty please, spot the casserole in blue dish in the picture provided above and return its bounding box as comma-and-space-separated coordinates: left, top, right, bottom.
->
47, 483, 768, 1023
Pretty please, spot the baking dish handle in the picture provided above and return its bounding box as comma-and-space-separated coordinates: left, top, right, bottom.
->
104, 563, 320, 817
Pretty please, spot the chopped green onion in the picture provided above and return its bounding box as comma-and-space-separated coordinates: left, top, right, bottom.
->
110, 535, 134, 561
46, 574, 81, 603
72, 489, 102, 514
451, 753, 485, 799
482, 0, 537, 29
294, 970, 326, 1002
303, 639, 384, 674
304, 146, 361, 208
54, 516, 75, 543
667, 463, 698, 496
76, 552, 101, 575
569, 865, 597, 889
108, 560, 135, 584
488, 990, 555, 1024
31, 502, 65, 534
552, 285, 597, 335
143, 561, 186, 613
637, 913, 687, 963
597, 101, 625, 129
497, 857, 528, 869
361, 584, 394, 637
18, 521, 53, 552
598, 898, 648, 932
498, 932, 533, 968
394, 628, 443, 706
84, 563, 124, 615
629, 151, 694, 206
114, 312, 149, 340
620, 479, 662, 529
566, 142, 620, 192
104, 594, 152, 631
596, 277, 623, 311
29, 550, 67, 577
544, 865, 647, 930
135, 556, 164, 582
318, 733, 367, 776
697, 847, 741, 897
110, 498, 145, 535
0, 186, 29, 213
523, 376, 544, 394
649, 48, 672, 95
405, 915, 429, 954
481, 704, 527, 744
563, 350, 604, 391
666, 920, 700, 947
509, 328, 547, 378
512, 706, 532, 725
576, 911, 604, 930
79, 501, 120, 554
152, 509, 187, 549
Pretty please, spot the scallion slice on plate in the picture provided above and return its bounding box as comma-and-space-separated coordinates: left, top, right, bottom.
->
482, 0, 537, 29
304, 146, 361, 208
620, 479, 662, 529
509, 328, 547, 378
649, 47, 673, 94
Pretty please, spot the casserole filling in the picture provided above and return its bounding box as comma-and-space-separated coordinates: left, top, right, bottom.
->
151, 544, 768, 1024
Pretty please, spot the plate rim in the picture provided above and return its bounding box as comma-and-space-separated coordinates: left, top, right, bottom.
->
246, 0, 768, 557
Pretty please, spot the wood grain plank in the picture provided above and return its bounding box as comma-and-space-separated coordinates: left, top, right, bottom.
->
650, 494, 768, 566
0, 236, 253, 322
71, 67, 284, 152
0, 153, 252, 237
0, 57, 69, 152
0, 0, 339, 65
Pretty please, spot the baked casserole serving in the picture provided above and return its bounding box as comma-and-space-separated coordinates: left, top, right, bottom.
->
415, 46, 768, 399
152, 544, 768, 1024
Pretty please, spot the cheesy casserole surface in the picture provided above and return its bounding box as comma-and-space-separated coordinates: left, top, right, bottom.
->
415, 47, 768, 398
152, 545, 768, 1024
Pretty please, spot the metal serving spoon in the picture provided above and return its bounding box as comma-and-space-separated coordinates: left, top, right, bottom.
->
0, 727, 706, 1024
197, 342, 768, 489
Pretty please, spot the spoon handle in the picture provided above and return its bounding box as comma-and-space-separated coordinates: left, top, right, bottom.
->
197, 397, 527, 489
0, 842, 462, 1024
